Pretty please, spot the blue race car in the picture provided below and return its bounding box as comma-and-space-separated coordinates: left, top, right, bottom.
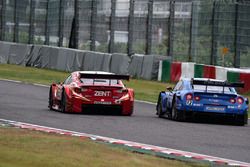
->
156, 78, 248, 125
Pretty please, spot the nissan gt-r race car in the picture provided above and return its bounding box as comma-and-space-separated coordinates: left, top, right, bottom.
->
49, 71, 134, 116
156, 78, 248, 125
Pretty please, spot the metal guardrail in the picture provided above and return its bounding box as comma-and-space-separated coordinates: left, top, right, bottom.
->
0, 0, 250, 68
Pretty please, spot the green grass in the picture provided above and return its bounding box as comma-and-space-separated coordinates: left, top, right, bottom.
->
124, 79, 174, 103
0, 64, 69, 85
0, 127, 207, 167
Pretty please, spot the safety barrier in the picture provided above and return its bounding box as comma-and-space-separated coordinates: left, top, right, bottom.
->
158, 60, 250, 93
0, 41, 168, 81
1, 41, 249, 93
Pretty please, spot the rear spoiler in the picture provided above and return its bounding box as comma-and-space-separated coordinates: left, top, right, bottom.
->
192, 79, 244, 88
191, 79, 244, 93
80, 73, 130, 81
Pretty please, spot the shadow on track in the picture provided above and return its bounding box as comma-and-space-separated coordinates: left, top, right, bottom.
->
48, 109, 128, 116
159, 115, 247, 126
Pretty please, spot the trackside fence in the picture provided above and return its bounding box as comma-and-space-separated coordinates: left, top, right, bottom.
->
0, 0, 250, 68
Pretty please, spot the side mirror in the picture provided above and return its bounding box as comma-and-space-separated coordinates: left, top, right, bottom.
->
166, 86, 173, 92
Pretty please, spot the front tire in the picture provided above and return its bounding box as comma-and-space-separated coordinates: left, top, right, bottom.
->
48, 87, 53, 110
157, 98, 164, 118
61, 90, 67, 113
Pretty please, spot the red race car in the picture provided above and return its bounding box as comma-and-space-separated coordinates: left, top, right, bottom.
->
48, 71, 134, 116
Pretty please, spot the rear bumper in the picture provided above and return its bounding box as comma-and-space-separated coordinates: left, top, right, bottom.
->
82, 104, 122, 115
184, 110, 247, 117
70, 96, 134, 115
175, 101, 248, 124
176, 101, 247, 115
180, 110, 248, 124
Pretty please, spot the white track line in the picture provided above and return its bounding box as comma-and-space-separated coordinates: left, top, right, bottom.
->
0, 78, 22, 83
32, 83, 49, 88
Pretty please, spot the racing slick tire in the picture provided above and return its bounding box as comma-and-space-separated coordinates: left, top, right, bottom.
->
61, 90, 67, 113
48, 86, 53, 111
171, 101, 185, 121
156, 98, 164, 118
122, 111, 133, 116
235, 114, 247, 126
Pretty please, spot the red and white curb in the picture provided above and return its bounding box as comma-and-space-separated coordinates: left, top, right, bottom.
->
0, 118, 249, 167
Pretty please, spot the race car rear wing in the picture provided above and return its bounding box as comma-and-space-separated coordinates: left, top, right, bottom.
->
80, 73, 130, 81
191, 78, 244, 93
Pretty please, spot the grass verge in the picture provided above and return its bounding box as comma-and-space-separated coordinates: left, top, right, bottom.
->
0, 127, 207, 167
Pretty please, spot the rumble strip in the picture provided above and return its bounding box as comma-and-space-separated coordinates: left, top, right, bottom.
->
0, 119, 249, 167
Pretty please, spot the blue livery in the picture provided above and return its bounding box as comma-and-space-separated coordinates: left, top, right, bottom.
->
156, 78, 248, 125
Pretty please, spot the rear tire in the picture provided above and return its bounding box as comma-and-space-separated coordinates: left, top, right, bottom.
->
123, 112, 133, 116
235, 114, 247, 126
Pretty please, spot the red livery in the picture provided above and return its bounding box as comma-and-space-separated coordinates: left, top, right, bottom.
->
48, 71, 134, 116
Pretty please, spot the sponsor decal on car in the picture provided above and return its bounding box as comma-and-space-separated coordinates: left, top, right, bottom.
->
205, 106, 225, 112
94, 101, 112, 105
186, 100, 193, 105
193, 103, 203, 107
94, 91, 111, 97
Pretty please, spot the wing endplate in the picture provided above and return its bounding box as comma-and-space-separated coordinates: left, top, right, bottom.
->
192, 79, 244, 88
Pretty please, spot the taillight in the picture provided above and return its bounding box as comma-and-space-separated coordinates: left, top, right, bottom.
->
237, 97, 244, 104
115, 89, 128, 93
186, 93, 193, 100
229, 98, 236, 104
123, 89, 128, 93
81, 88, 88, 92
194, 96, 200, 101
74, 87, 81, 94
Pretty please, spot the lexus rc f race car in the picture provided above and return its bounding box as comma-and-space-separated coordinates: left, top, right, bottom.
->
49, 71, 134, 116
156, 78, 248, 125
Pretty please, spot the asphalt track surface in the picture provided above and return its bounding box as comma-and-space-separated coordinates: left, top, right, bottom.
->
0, 80, 249, 163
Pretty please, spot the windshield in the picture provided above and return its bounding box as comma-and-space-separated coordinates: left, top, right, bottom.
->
193, 85, 236, 93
